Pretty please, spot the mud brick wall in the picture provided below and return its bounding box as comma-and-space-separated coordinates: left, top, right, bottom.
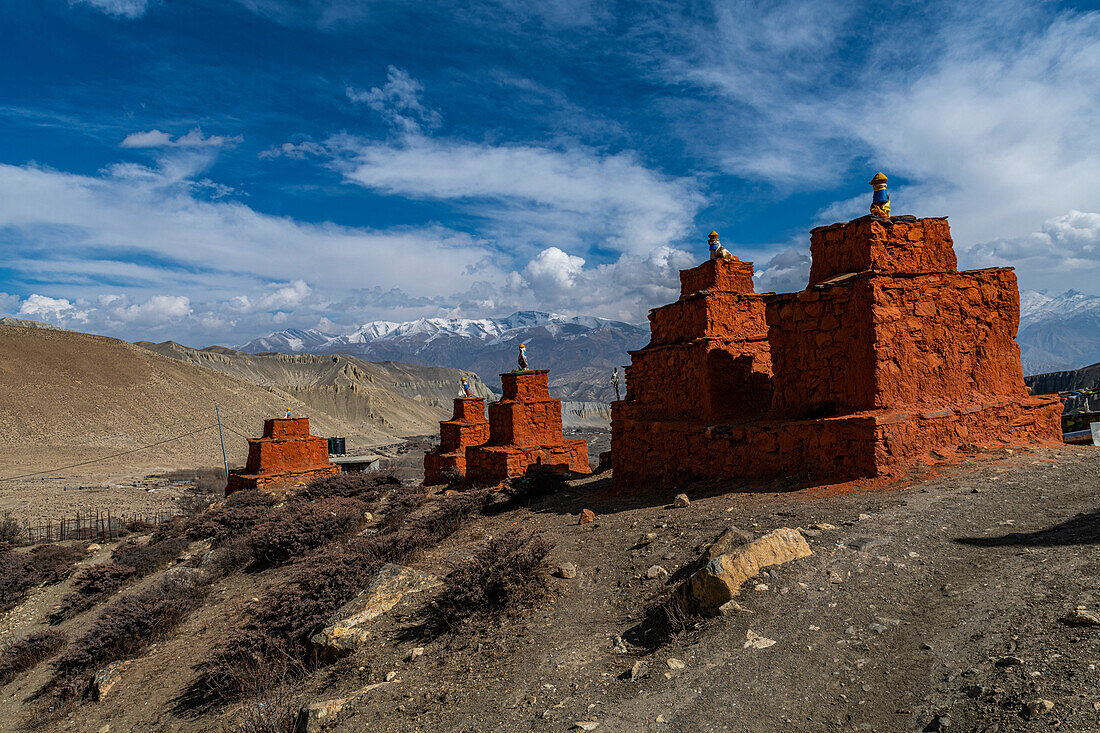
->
228, 417, 339, 495
625, 339, 772, 423
868, 269, 1029, 408
435, 398, 488, 453
451, 397, 487, 424
679, 259, 756, 297
648, 292, 768, 346
466, 441, 589, 484
767, 282, 878, 417
500, 370, 551, 401
809, 217, 956, 286
487, 400, 565, 447
263, 417, 311, 439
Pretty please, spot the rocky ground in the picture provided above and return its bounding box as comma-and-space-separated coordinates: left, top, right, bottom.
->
0, 443, 1096, 732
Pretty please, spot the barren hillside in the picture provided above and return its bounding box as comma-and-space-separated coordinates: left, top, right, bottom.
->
136, 341, 490, 433
0, 325, 393, 475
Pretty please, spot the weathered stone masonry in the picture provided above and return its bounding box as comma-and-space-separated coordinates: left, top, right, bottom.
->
464, 370, 590, 484
612, 216, 1062, 490
226, 417, 339, 495
423, 398, 490, 485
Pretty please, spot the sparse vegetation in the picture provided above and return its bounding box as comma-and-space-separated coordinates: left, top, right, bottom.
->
185, 490, 278, 546
49, 584, 206, 699
0, 630, 68, 686
193, 487, 493, 702
0, 543, 84, 612
430, 528, 553, 630
49, 537, 189, 624
0, 512, 24, 545
246, 497, 367, 567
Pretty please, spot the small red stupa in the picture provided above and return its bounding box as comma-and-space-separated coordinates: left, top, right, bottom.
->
226, 417, 339, 495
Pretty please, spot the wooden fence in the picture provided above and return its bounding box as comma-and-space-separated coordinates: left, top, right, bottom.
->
22, 510, 179, 544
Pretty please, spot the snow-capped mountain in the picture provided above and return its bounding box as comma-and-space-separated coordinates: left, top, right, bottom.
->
234, 311, 649, 401
1017, 290, 1100, 375
237, 327, 335, 354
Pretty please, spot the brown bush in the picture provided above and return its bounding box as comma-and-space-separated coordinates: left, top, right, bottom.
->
50, 584, 205, 697
186, 490, 278, 546
0, 629, 68, 686
49, 563, 136, 624
112, 536, 189, 576
0, 544, 83, 612
430, 529, 553, 630
246, 497, 367, 567
193, 489, 492, 702
297, 472, 400, 502
0, 512, 23, 545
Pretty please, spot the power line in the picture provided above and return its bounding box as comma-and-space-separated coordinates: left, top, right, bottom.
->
0, 424, 221, 483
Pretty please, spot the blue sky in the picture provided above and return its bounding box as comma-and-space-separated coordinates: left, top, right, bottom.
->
1, 0, 1098, 345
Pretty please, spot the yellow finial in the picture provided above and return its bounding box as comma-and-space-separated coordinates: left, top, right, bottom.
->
869, 172, 888, 185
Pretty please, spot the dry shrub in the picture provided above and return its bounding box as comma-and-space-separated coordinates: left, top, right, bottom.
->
0, 629, 68, 686
506, 466, 568, 506
430, 529, 553, 630
49, 563, 136, 624
204, 536, 253, 578
0, 544, 83, 612
50, 584, 206, 697
186, 490, 278, 547
112, 536, 189, 576
193, 489, 492, 702
246, 497, 367, 567
0, 513, 23, 545
48, 537, 189, 625
297, 472, 400, 502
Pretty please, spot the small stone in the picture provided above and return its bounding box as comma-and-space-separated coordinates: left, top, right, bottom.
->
630, 660, 647, 681
705, 527, 753, 560
385, 671, 399, 682
574, 723, 600, 731
753, 583, 769, 592
858, 513, 871, 521
962, 685, 986, 699
555, 562, 578, 579
665, 658, 685, 670
1023, 699, 1054, 718
363, 512, 373, 522
995, 655, 1024, 667
86, 543, 102, 553
579, 509, 596, 525
610, 635, 628, 653
673, 493, 690, 508
718, 600, 752, 615
743, 630, 776, 649
1062, 608, 1100, 626
407, 647, 424, 661
924, 714, 952, 731
869, 623, 888, 634
646, 565, 668, 580
810, 523, 837, 531
656, 715, 667, 724
98, 726, 110, 733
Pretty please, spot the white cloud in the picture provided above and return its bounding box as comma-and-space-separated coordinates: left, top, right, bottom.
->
330, 134, 702, 257
71, 0, 150, 19
347, 66, 442, 134
966, 210, 1100, 287
18, 294, 88, 322
121, 128, 242, 149
258, 141, 327, 160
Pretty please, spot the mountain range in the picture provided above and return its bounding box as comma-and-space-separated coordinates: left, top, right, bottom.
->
233, 292, 1100, 401
235, 311, 649, 407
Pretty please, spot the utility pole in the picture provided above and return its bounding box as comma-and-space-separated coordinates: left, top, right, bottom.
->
215, 404, 229, 482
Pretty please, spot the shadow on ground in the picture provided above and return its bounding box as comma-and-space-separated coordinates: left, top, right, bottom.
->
956, 509, 1100, 547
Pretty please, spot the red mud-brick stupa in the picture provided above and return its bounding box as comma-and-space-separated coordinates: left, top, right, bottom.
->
612, 212, 1062, 491
423, 397, 490, 485
465, 370, 591, 484
226, 417, 339, 495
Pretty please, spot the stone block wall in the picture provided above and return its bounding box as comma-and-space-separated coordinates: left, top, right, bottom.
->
680, 259, 756, 297
808, 216, 956, 286
612, 216, 1062, 492
424, 398, 489, 485
227, 417, 339, 496
464, 370, 590, 484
